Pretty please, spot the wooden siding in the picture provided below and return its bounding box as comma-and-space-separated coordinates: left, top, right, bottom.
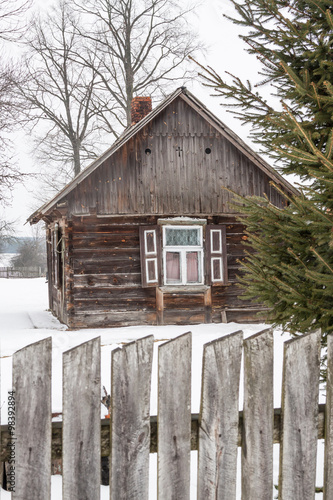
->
48, 214, 268, 329
64, 97, 286, 218
68, 216, 157, 328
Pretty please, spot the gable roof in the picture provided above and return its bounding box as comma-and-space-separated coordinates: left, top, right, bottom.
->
28, 87, 299, 224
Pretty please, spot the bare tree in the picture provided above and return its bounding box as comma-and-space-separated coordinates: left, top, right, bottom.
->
73, 0, 202, 127
16, 1, 118, 181
14, 0, 201, 193
0, 0, 33, 239
0, 0, 33, 200
0, 0, 32, 41
11, 225, 47, 268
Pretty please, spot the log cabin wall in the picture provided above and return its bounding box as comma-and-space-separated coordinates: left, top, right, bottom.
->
59, 214, 264, 329
68, 215, 157, 329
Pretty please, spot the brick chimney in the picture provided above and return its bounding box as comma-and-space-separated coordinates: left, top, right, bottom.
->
131, 97, 152, 125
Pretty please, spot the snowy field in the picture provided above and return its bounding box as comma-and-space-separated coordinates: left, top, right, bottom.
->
0, 278, 324, 499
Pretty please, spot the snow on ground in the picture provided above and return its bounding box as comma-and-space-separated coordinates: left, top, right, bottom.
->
0, 278, 324, 499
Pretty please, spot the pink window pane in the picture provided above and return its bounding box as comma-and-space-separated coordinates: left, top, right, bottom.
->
187, 252, 199, 283
166, 252, 181, 283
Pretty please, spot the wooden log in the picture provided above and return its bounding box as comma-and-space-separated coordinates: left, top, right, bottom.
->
109, 335, 154, 500
279, 330, 321, 500
12, 337, 52, 500
198, 330, 243, 499
158, 332, 192, 500
324, 333, 333, 499
62, 337, 101, 500
242, 329, 274, 500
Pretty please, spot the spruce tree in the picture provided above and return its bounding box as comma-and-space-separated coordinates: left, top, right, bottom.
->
196, 0, 333, 341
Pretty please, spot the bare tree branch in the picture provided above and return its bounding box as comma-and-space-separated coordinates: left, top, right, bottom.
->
72, 0, 204, 126
15, 0, 119, 185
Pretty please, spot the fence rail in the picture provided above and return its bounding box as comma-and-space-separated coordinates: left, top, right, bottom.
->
1, 328, 331, 499
0, 266, 46, 278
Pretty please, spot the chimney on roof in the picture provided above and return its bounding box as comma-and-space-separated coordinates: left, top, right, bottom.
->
131, 96, 152, 125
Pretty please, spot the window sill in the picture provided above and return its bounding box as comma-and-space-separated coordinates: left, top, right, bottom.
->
158, 285, 210, 293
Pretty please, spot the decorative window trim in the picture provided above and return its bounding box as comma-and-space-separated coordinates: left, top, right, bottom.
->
158, 217, 207, 226
144, 229, 157, 255
205, 225, 228, 286
139, 226, 161, 288
210, 229, 222, 254
162, 225, 204, 286
140, 222, 228, 288
145, 258, 158, 284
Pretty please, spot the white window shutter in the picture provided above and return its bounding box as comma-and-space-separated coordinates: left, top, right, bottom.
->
139, 226, 161, 287
206, 225, 228, 285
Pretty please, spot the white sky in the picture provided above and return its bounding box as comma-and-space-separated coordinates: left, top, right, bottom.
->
3, 0, 266, 236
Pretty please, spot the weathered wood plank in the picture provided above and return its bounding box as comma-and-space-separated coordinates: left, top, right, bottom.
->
158, 332, 192, 500
242, 329, 274, 500
279, 330, 321, 500
324, 333, 333, 499
12, 337, 52, 500
110, 335, 154, 500
62, 337, 101, 500
71, 310, 157, 329
198, 330, 243, 499
162, 310, 205, 325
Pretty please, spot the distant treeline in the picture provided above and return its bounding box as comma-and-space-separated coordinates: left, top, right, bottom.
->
0, 237, 35, 254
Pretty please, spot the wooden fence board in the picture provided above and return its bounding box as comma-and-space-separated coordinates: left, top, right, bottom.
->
279, 330, 321, 500
324, 333, 333, 499
158, 332, 192, 500
12, 337, 52, 500
62, 337, 101, 500
110, 335, 154, 500
242, 328, 274, 500
197, 330, 243, 500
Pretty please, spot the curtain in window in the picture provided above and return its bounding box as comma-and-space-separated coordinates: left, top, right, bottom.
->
186, 252, 199, 283
166, 252, 180, 282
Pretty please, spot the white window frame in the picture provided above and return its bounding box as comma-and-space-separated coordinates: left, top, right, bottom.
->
162, 225, 204, 285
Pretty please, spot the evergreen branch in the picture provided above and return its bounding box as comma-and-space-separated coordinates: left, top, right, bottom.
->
310, 247, 333, 274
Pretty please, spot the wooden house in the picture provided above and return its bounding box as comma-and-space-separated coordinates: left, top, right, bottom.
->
28, 87, 298, 329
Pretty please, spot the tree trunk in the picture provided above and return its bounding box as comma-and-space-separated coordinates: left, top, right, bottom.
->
73, 141, 81, 177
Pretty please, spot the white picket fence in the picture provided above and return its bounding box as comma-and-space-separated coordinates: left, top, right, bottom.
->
6, 328, 333, 499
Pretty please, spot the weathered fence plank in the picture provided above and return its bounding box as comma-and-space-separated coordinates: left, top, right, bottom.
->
279, 330, 321, 500
158, 332, 192, 500
242, 328, 274, 500
62, 337, 101, 500
197, 330, 243, 500
324, 333, 333, 500
12, 337, 52, 500
110, 335, 154, 500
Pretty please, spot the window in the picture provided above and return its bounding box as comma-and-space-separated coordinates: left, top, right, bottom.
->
139, 222, 227, 288
163, 226, 204, 285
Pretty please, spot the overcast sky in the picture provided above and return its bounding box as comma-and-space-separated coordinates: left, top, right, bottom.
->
4, 0, 266, 236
